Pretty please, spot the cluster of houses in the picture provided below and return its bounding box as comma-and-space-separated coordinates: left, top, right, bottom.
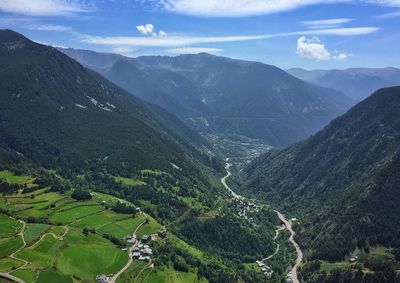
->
256, 260, 273, 279
232, 197, 261, 221
132, 243, 153, 261
127, 230, 169, 263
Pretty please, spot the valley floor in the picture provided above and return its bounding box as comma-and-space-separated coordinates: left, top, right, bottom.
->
220, 160, 303, 283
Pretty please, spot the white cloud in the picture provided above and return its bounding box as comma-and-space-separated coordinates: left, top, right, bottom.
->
296, 36, 349, 61
296, 36, 331, 60
332, 51, 349, 60
82, 27, 378, 47
136, 24, 154, 35
136, 24, 167, 37
301, 18, 353, 29
29, 24, 72, 31
151, 0, 400, 17
376, 9, 400, 18
112, 47, 137, 57
366, 0, 400, 6
159, 0, 349, 17
166, 47, 223, 54
0, 0, 88, 16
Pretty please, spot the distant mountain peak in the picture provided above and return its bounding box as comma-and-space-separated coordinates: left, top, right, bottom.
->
0, 29, 30, 50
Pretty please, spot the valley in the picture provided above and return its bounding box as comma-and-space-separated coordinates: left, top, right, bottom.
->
0, 19, 399, 283
221, 160, 303, 283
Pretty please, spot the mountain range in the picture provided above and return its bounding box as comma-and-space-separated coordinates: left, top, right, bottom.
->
2, 28, 400, 283
287, 67, 400, 101
60, 48, 353, 147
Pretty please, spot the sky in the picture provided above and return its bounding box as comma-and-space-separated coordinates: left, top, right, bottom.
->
0, 0, 400, 69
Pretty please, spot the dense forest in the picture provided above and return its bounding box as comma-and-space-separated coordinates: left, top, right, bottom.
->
244, 87, 400, 266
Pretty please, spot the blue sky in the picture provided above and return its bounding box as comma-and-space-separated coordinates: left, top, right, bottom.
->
0, 0, 399, 69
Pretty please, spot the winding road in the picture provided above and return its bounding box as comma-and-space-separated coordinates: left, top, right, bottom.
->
9, 221, 28, 270
262, 225, 285, 262
1, 220, 28, 283
275, 211, 303, 283
221, 162, 243, 200
221, 160, 303, 283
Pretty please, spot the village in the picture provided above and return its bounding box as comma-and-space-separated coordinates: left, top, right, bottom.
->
96, 217, 169, 283
230, 194, 277, 280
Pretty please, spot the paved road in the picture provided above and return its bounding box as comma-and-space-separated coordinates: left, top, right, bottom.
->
9, 221, 28, 272
110, 221, 146, 283
0, 273, 26, 283
275, 211, 303, 283
220, 160, 303, 282
262, 225, 285, 262
221, 161, 244, 200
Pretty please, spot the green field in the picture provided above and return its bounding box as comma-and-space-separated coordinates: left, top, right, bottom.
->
97, 216, 146, 239
10, 268, 37, 283
0, 171, 34, 185
17, 234, 65, 269
114, 176, 145, 186
117, 260, 147, 283
73, 212, 111, 229
0, 215, 21, 238
0, 258, 23, 272
0, 237, 23, 258
36, 270, 72, 283
145, 267, 207, 283
97, 222, 132, 239
137, 216, 162, 238
0, 187, 208, 283
23, 224, 50, 245
140, 169, 169, 176
56, 228, 128, 280
117, 262, 206, 283
50, 205, 104, 223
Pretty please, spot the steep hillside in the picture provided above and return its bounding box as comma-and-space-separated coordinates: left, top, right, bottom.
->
0, 29, 215, 176
61, 49, 352, 147
244, 87, 400, 267
287, 67, 400, 101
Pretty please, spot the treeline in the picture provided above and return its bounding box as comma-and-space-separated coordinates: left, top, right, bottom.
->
175, 212, 274, 262
153, 240, 263, 283
300, 260, 400, 283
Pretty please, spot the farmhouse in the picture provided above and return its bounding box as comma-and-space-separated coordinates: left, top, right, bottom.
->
132, 251, 141, 259
142, 247, 153, 256
256, 260, 265, 267
142, 234, 151, 242
158, 231, 168, 239
96, 274, 109, 283
126, 235, 136, 244
349, 255, 359, 262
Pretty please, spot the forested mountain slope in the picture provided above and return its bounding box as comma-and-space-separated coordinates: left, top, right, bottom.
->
244, 87, 400, 264
0, 29, 216, 176
61, 48, 352, 146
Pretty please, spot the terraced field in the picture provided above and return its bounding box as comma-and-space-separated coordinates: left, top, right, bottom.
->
0, 187, 149, 282
0, 171, 212, 283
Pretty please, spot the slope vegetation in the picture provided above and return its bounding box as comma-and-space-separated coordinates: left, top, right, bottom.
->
244, 87, 400, 266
